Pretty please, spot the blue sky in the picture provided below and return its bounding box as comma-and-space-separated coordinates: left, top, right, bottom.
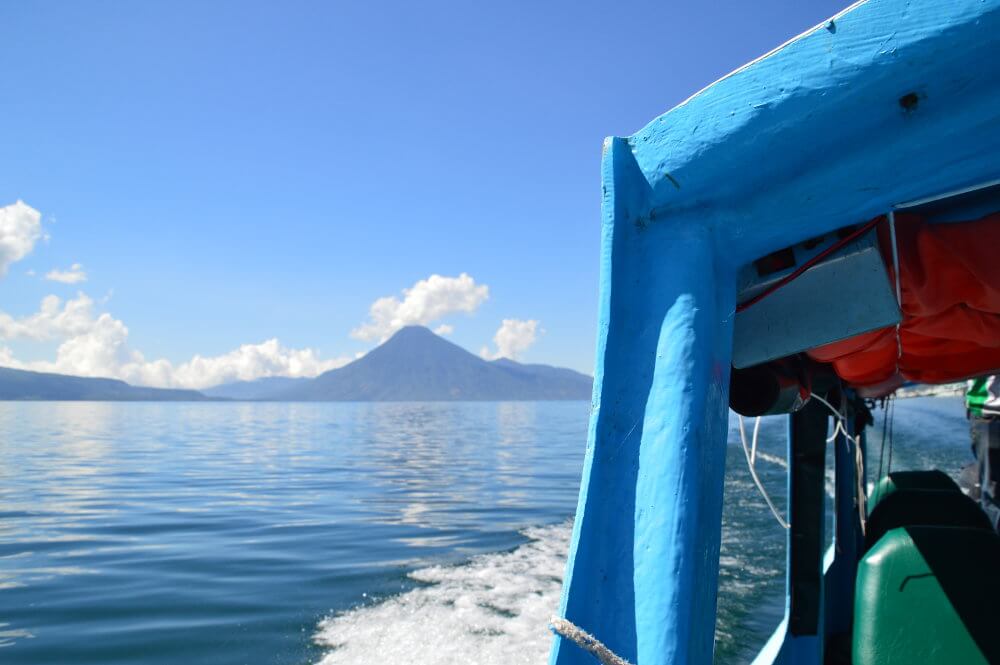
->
0, 0, 849, 387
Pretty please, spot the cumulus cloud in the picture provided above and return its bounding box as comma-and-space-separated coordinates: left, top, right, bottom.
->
0, 200, 353, 389
0, 201, 42, 277
132, 340, 352, 389
352, 273, 489, 342
480, 319, 541, 361
433, 324, 454, 336
45, 263, 87, 284
0, 292, 101, 341
0, 293, 352, 389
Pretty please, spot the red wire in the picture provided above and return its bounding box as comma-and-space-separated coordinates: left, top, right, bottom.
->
736, 216, 883, 313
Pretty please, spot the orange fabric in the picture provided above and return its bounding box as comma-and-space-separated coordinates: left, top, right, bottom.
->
807, 212, 1000, 396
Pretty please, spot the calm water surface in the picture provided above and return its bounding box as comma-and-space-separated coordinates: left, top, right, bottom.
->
0, 398, 971, 664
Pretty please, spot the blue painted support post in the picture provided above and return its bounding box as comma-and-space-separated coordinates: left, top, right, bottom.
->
561, 2, 1000, 663
824, 408, 863, 637
779, 400, 830, 663
550, 137, 735, 665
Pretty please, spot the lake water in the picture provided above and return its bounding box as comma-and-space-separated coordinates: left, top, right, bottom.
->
0, 397, 971, 664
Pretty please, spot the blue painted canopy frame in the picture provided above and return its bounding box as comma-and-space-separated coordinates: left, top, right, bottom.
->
551, 1, 1000, 663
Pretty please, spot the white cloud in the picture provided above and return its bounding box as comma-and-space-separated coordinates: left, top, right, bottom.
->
0, 201, 42, 277
45, 263, 87, 284
480, 319, 541, 361
0, 292, 101, 341
0, 293, 352, 389
352, 273, 489, 342
0, 200, 353, 389
132, 340, 352, 389
433, 324, 454, 336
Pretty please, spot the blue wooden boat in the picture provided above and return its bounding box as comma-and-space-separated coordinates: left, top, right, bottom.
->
549, 1, 1000, 663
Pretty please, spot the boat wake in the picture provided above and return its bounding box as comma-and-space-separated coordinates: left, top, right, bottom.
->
312, 444, 794, 665
313, 522, 572, 665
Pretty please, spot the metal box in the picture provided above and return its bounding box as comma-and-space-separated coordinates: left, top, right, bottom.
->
732, 229, 901, 369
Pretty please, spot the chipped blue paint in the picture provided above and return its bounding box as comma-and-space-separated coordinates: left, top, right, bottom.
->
552, 1, 1000, 663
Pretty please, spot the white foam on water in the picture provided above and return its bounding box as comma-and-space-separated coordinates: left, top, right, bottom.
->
754, 451, 787, 468
313, 522, 572, 665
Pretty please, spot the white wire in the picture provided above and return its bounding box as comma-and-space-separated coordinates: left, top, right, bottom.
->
739, 393, 869, 534
888, 210, 904, 370
887, 210, 903, 309
738, 415, 790, 530
855, 432, 867, 535
810, 390, 868, 534
809, 392, 845, 422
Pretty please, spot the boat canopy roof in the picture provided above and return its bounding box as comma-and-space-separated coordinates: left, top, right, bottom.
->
613, 0, 1000, 396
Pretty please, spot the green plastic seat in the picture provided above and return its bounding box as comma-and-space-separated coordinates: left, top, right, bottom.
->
854, 526, 1000, 665
868, 470, 961, 515
864, 489, 992, 552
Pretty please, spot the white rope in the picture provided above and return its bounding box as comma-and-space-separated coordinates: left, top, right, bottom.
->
812, 395, 855, 446
854, 431, 867, 535
888, 210, 903, 371
549, 617, 634, 665
826, 418, 848, 443
810, 392, 867, 534
809, 392, 845, 422
738, 416, 790, 530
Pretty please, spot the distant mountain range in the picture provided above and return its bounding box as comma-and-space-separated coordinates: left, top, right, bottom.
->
0, 327, 593, 401
201, 376, 307, 400
208, 326, 593, 401
0, 367, 208, 401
